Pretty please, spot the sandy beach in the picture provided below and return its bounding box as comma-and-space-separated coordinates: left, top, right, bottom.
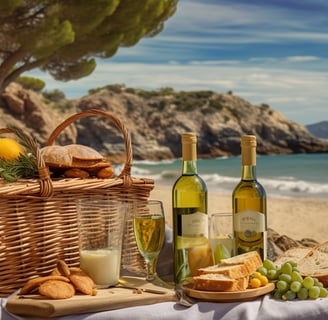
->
150, 185, 328, 244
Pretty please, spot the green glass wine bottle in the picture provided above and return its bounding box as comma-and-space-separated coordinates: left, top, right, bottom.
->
232, 135, 267, 260
172, 133, 212, 285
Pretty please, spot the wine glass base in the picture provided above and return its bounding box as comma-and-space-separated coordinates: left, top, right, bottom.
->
146, 274, 174, 289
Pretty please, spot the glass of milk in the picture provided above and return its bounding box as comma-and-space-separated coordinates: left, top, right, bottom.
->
77, 199, 127, 288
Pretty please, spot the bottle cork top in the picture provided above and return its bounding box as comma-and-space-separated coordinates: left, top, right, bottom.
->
241, 135, 256, 165
241, 135, 256, 147
182, 132, 197, 144
181, 133, 197, 160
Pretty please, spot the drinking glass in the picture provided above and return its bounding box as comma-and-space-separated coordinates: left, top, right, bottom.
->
132, 200, 169, 287
209, 212, 235, 264
77, 199, 127, 288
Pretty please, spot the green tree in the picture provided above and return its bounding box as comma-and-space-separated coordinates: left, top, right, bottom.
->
0, 0, 178, 93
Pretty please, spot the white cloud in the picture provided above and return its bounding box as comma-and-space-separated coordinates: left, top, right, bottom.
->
286, 56, 320, 62
170, 1, 328, 45
190, 60, 240, 66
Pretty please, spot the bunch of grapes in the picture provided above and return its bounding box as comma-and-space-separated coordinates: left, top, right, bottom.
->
257, 259, 328, 301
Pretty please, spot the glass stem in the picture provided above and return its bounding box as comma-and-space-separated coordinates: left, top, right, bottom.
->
146, 257, 158, 281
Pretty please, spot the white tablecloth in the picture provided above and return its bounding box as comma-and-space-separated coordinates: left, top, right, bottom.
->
2, 295, 328, 320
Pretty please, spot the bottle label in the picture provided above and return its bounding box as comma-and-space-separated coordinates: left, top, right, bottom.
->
234, 210, 265, 241
181, 212, 208, 237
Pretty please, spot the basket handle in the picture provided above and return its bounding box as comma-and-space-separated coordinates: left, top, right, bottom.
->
0, 127, 54, 198
46, 109, 133, 180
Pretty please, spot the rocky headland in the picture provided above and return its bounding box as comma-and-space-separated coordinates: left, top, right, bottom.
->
0, 83, 327, 163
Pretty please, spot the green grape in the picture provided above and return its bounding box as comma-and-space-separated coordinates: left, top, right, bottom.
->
257, 266, 268, 276
309, 286, 320, 299
313, 278, 323, 287
282, 290, 296, 301
281, 262, 293, 275
291, 271, 303, 283
279, 273, 292, 283
297, 287, 309, 300
273, 289, 283, 300
303, 276, 315, 289
263, 259, 276, 270
267, 269, 278, 280
276, 280, 288, 293
286, 260, 298, 268
319, 287, 328, 298
275, 268, 282, 278
290, 281, 302, 293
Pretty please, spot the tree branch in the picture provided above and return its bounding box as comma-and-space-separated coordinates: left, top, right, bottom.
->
0, 48, 27, 91
1, 56, 48, 92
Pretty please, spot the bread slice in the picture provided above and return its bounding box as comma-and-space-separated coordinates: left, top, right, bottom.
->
297, 241, 328, 286
274, 242, 328, 287
219, 251, 263, 274
193, 274, 249, 292
274, 247, 311, 266
197, 263, 249, 279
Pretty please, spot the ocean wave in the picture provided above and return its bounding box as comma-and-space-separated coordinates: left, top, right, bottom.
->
203, 173, 239, 185
126, 157, 328, 198
215, 156, 231, 160
261, 177, 328, 197
113, 164, 153, 176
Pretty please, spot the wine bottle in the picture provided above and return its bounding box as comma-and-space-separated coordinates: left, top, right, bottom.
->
232, 135, 267, 260
172, 133, 212, 285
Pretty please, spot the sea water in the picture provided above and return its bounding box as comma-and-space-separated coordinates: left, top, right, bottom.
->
119, 153, 328, 199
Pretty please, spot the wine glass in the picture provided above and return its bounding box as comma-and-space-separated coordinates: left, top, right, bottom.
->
132, 200, 170, 287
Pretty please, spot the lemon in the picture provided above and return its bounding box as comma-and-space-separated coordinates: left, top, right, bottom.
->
0, 138, 25, 161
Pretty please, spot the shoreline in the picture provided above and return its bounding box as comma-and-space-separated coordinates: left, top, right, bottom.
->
150, 184, 328, 244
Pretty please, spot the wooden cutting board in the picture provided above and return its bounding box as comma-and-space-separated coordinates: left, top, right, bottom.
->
6, 277, 177, 318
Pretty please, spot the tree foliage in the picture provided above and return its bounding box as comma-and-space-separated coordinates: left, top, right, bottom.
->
0, 0, 178, 92
15, 76, 45, 92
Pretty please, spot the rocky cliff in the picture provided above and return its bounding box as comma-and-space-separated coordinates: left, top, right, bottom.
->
1, 83, 327, 162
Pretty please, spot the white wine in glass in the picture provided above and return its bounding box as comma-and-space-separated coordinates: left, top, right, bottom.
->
133, 200, 169, 286
134, 215, 165, 264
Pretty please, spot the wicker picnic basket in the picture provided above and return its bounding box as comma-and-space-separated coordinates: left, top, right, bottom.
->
0, 109, 154, 297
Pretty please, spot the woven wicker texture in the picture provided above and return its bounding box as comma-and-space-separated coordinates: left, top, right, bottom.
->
0, 109, 154, 297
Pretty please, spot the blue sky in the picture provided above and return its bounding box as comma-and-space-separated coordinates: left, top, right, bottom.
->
28, 0, 328, 125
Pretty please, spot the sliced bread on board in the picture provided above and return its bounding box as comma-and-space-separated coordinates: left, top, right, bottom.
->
192, 251, 263, 292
